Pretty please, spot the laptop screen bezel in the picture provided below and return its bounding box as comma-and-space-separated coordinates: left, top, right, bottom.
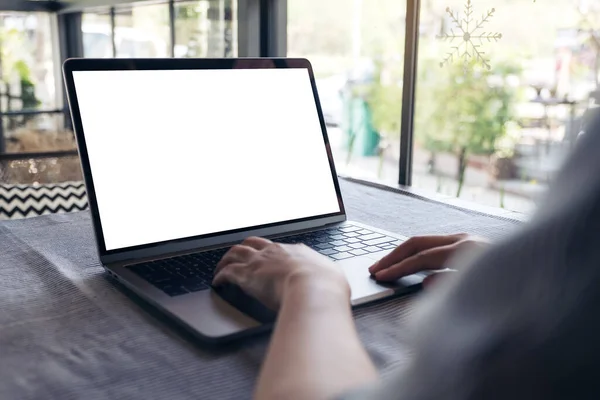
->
63, 58, 347, 264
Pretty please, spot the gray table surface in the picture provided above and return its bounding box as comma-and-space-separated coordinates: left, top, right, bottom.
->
0, 180, 523, 400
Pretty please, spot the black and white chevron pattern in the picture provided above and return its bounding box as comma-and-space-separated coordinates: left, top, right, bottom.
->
0, 181, 88, 220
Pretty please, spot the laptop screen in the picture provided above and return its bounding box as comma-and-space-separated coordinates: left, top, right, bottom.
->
72, 67, 341, 251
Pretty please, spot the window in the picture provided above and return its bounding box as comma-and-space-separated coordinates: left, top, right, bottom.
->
9, 0, 592, 213
174, 0, 238, 58
288, 0, 406, 183
285, 0, 600, 213
414, 0, 598, 213
0, 12, 58, 112
0, 10, 76, 187
114, 4, 170, 58
0, 11, 69, 156
83, 10, 113, 58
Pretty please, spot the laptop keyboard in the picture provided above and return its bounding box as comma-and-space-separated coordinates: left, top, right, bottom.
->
127, 224, 402, 297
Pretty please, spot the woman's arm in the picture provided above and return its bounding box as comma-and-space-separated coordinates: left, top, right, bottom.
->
212, 238, 377, 400
255, 276, 377, 400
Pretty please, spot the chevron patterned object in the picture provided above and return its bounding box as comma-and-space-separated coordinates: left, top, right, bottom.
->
0, 181, 88, 220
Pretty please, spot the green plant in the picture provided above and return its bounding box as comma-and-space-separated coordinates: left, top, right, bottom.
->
0, 29, 40, 125
369, 83, 403, 137
0, 28, 25, 78
418, 58, 521, 197
20, 78, 40, 111
365, 59, 404, 139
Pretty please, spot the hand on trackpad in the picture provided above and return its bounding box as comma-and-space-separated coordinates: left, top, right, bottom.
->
212, 283, 277, 324
368, 234, 485, 288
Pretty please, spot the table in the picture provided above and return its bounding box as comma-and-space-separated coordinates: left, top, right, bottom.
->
0, 179, 522, 400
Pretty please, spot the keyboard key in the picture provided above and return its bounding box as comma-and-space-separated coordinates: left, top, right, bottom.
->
358, 233, 384, 241
175, 270, 195, 280
349, 243, 366, 249
316, 243, 334, 250
331, 240, 346, 246
277, 237, 295, 244
357, 229, 373, 235
344, 237, 360, 244
350, 249, 368, 256
318, 248, 338, 256
147, 273, 174, 283
364, 246, 384, 253
334, 245, 352, 252
331, 252, 353, 260
381, 244, 397, 250
330, 234, 346, 240
129, 248, 230, 296
363, 237, 396, 246
339, 225, 360, 232
343, 232, 360, 238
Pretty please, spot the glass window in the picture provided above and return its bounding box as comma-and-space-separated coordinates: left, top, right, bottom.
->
0, 11, 70, 155
174, 0, 238, 58
0, 11, 58, 111
415, 0, 597, 213
0, 11, 77, 186
288, 0, 407, 183
82, 10, 113, 58
114, 4, 170, 58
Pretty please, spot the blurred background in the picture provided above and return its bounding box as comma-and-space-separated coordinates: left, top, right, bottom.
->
1, 0, 599, 217
290, 0, 600, 213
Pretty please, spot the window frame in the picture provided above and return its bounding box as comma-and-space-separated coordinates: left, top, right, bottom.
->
58, 0, 260, 57
0, 1, 60, 13
0, 2, 68, 157
399, 0, 420, 186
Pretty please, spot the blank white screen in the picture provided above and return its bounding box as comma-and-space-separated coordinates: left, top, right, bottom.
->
73, 68, 341, 251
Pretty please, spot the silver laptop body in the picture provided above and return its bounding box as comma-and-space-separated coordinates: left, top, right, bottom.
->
63, 57, 424, 343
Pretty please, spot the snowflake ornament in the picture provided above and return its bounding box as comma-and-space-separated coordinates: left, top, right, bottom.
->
437, 0, 502, 72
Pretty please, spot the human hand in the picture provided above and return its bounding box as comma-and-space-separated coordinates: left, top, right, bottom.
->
369, 234, 488, 287
213, 237, 349, 310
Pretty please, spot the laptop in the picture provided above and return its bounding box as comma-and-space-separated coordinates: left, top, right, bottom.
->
63, 58, 426, 343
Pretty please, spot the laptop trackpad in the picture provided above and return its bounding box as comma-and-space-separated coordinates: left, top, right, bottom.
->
338, 256, 423, 306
